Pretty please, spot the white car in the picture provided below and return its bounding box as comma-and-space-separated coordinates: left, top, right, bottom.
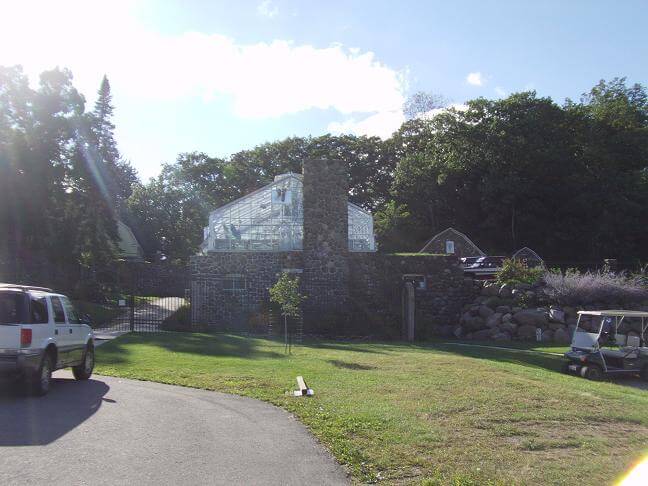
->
0, 284, 95, 396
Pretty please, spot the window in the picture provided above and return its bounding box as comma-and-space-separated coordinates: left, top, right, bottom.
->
0, 293, 24, 324
51, 297, 66, 323
61, 297, 81, 324
31, 297, 49, 324
223, 275, 246, 293
445, 240, 455, 254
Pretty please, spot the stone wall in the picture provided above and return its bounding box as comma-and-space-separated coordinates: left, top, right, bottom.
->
302, 159, 350, 329
190, 252, 304, 330
189, 252, 475, 337
349, 254, 476, 338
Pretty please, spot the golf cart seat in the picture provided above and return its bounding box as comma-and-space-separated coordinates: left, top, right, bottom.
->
602, 348, 637, 359
627, 335, 641, 348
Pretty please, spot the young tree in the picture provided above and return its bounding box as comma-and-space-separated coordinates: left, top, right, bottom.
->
269, 273, 306, 353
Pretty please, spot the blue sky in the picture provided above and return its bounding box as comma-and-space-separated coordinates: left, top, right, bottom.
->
2, 0, 647, 180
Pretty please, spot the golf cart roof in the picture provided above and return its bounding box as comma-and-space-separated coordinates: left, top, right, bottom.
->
577, 310, 648, 318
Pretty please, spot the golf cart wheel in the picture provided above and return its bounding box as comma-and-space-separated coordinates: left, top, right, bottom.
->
582, 365, 603, 381
641, 366, 648, 382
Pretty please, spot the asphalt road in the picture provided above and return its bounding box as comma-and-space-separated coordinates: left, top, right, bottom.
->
0, 372, 348, 486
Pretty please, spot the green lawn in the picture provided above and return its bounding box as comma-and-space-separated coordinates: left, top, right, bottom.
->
95, 334, 648, 485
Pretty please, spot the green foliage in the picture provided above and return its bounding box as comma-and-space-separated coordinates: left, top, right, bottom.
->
160, 304, 192, 331
268, 273, 306, 318
495, 259, 543, 285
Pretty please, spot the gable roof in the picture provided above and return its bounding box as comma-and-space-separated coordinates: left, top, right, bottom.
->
420, 227, 485, 256
117, 220, 144, 260
512, 246, 544, 263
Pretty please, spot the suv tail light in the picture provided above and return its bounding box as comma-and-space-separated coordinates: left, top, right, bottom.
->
20, 328, 32, 347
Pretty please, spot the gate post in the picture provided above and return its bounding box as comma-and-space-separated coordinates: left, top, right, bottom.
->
129, 294, 135, 332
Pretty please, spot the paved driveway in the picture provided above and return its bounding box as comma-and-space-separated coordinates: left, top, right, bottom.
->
0, 372, 348, 486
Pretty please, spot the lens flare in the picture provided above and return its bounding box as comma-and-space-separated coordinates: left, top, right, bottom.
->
617, 454, 648, 485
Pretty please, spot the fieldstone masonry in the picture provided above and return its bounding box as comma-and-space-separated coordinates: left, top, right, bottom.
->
189, 159, 476, 337
302, 159, 350, 328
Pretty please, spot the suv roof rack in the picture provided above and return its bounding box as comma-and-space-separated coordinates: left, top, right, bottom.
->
0, 283, 54, 292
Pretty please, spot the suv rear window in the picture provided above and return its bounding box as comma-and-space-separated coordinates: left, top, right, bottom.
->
0, 292, 25, 324
31, 296, 49, 324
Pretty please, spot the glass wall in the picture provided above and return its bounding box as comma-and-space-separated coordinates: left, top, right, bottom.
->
202, 174, 375, 252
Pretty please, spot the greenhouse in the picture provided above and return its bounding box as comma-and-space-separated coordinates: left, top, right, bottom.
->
201, 173, 375, 252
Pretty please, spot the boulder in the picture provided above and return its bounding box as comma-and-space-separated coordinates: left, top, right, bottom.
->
478, 305, 495, 319
481, 283, 500, 297
493, 331, 512, 341
549, 307, 565, 323
499, 283, 513, 299
516, 283, 532, 291
500, 322, 517, 335
453, 326, 463, 339
460, 311, 472, 324
511, 289, 522, 299
502, 313, 513, 322
486, 312, 503, 328
483, 297, 501, 309
513, 309, 548, 328
463, 316, 486, 331
496, 305, 512, 314
472, 329, 492, 340
437, 325, 454, 337
553, 327, 571, 344
541, 330, 554, 342
548, 323, 566, 332
517, 324, 538, 340
563, 306, 577, 318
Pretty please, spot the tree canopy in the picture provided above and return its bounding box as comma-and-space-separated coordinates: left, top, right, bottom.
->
1, 65, 646, 279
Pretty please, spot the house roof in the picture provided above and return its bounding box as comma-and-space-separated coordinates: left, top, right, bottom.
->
117, 220, 144, 260
512, 247, 543, 262
419, 227, 485, 256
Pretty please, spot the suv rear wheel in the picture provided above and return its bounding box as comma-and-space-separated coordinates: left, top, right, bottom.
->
30, 351, 53, 396
72, 344, 94, 380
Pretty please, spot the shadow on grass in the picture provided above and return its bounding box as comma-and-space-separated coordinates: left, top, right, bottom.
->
427, 341, 648, 391
301, 341, 390, 354
97, 332, 286, 365
327, 359, 376, 370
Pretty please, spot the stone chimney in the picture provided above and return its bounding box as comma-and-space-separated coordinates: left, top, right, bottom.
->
301, 159, 350, 330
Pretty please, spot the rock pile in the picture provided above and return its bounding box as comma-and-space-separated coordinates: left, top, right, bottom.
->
445, 281, 578, 344
434, 278, 648, 343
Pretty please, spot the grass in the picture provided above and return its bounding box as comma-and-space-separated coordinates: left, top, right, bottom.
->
95, 333, 648, 485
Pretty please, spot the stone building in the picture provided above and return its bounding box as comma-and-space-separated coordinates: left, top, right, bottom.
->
190, 160, 474, 337
419, 227, 485, 258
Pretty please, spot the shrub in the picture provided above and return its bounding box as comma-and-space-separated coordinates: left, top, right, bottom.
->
160, 304, 192, 331
495, 259, 543, 286
543, 269, 648, 306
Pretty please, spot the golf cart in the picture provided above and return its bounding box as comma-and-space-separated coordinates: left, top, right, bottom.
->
563, 310, 648, 381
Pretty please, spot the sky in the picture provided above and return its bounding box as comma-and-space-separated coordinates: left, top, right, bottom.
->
1, 0, 647, 180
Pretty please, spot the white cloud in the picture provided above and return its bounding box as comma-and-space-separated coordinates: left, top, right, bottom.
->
328, 110, 405, 139
494, 86, 507, 97
257, 0, 279, 19
0, 1, 406, 121
466, 71, 485, 86
416, 103, 468, 120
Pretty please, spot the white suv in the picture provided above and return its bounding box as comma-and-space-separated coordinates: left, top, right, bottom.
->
0, 284, 95, 396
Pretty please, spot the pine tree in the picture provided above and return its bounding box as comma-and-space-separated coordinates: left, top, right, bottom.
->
91, 75, 137, 208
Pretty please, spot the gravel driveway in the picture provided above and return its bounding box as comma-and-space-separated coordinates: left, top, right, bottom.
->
0, 372, 348, 485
